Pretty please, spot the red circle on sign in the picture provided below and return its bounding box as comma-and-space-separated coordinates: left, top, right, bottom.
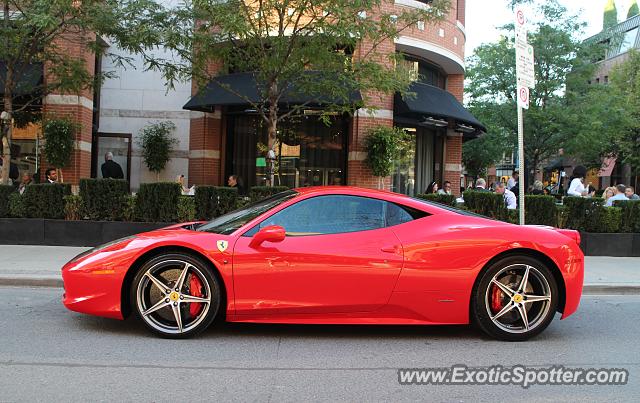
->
519, 87, 528, 103
517, 10, 525, 25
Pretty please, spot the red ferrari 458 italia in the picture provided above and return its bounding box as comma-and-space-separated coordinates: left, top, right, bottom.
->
62, 186, 583, 341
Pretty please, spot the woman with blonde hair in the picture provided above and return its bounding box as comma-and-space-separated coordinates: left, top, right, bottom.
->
603, 186, 615, 204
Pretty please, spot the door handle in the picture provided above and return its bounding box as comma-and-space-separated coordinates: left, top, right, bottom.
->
381, 245, 401, 254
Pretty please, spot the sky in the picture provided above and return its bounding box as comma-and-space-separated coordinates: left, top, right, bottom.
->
465, 0, 637, 56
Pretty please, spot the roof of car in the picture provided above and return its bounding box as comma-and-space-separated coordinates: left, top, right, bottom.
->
293, 186, 410, 198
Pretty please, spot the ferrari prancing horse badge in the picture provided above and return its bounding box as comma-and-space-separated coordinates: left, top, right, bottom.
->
216, 240, 229, 253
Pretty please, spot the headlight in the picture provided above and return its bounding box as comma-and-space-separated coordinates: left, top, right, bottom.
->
67, 235, 136, 264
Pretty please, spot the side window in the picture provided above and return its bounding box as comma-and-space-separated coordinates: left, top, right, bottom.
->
386, 203, 417, 227
259, 195, 386, 235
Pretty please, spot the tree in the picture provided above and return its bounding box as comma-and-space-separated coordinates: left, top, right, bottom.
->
364, 125, 410, 188
604, 0, 618, 29
609, 50, 640, 173
628, 0, 639, 19
42, 118, 76, 182
466, 0, 609, 186
137, 121, 178, 181
154, 0, 450, 185
1, 0, 168, 185
462, 129, 510, 181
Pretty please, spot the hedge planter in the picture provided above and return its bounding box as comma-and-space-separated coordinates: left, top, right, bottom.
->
580, 232, 640, 257
0, 218, 170, 247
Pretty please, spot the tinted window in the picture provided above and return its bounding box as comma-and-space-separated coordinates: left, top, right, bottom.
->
258, 195, 387, 235
386, 203, 417, 226
197, 190, 297, 235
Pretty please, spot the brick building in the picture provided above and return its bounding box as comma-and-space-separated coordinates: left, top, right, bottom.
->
8, 0, 484, 195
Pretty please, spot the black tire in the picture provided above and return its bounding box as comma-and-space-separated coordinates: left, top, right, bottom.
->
471, 255, 559, 341
130, 252, 221, 339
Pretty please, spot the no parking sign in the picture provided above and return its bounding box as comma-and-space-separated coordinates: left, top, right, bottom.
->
517, 86, 529, 109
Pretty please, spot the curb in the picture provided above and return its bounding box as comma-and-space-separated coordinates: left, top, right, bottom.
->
0, 277, 63, 288
1, 277, 640, 295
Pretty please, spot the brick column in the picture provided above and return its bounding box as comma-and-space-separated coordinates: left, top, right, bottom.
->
42, 32, 95, 185
443, 74, 465, 196
188, 109, 223, 186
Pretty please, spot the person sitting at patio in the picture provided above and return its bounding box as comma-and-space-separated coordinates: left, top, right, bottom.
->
18, 172, 32, 195
603, 186, 615, 204
425, 181, 439, 194
495, 182, 517, 209
625, 186, 640, 200
567, 165, 588, 197
474, 178, 489, 192
531, 180, 544, 195
606, 184, 628, 207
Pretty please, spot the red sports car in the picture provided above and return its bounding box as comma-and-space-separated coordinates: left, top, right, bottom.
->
62, 186, 583, 341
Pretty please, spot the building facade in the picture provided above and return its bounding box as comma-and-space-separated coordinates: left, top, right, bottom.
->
8, 0, 483, 195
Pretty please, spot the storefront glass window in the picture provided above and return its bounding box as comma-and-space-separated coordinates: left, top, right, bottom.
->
227, 113, 347, 188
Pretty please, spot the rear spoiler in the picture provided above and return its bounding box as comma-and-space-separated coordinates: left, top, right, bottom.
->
555, 229, 581, 246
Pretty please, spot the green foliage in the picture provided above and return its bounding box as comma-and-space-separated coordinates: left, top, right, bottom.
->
79, 178, 129, 221
8, 192, 25, 218
249, 186, 289, 203
22, 183, 71, 219
524, 195, 557, 226
462, 190, 508, 220
563, 197, 607, 232
364, 126, 411, 178
195, 186, 239, 220
0, 185, 15, 217
64, 195, 83, 221
137, 121, 178, 179
466, 1, 609, 179
609, 50, 640, 174
177, 196, 197, 223
604, 0, 618, 29
147, 0, 450, 155
601, 206, 622, 233
415, 193, 457, 207
43, 118, 77, 170
122, 195, 137, 222
462, 131, 509, 179
556, 205, 569, 229
629, 1, 640, 18
135, 182, 181, 222
614, 200, 640, 233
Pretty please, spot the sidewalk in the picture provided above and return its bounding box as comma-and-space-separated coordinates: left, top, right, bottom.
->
0, 245, 638, 293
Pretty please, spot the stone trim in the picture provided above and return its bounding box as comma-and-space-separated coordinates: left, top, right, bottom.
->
445, 163, 462, 172
355, 109, 394, 120
395, 36, 465, 72
45, 94, 93, 110
394, 0, 429, 10
76, 140, 92, 153
189, 149, 221, 159
100, 109, 198, 119
348, 151, 367, 161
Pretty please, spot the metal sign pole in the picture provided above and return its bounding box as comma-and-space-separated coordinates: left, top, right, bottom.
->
517, 105, 525, 225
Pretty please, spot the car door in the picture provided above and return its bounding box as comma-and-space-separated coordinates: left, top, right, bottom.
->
232, 195, 406, 315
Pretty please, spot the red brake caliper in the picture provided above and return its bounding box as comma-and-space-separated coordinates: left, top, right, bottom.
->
491, 284, 504, 313
189, 274, 204, 317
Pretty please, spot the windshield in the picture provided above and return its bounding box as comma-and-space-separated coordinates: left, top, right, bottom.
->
196, 190, 298, 235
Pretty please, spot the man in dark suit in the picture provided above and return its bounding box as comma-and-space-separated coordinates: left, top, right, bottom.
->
474, 178, 489, 192
101, 152, 124, 179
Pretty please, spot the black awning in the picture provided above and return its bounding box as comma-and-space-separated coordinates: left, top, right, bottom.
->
394, 82, 486, 133
183, 72, 362, 112
0, 62, 43, 96
544, 157, 572, 171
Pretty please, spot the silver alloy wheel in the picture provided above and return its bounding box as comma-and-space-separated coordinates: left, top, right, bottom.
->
484, 264, 552, 334
136, 259, 212, 335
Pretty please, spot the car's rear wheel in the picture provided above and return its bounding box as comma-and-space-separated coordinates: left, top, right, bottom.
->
472, 255, 558, 341
131, 253, 220, 338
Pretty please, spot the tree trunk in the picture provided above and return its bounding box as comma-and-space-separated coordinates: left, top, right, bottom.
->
266, 81, 279, 187
1, 0, 12, 185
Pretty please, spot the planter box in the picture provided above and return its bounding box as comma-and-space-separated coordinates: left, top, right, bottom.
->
0, 218, 171, 247
580, 232, 640, 257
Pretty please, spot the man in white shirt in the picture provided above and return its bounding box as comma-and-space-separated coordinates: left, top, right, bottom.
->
507, 171, 518, 190
496, 182, 517, 209
606, 184, 629, 207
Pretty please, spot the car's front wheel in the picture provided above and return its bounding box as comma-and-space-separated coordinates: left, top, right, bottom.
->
131, 253, 221, 338
472, 255, 558, 341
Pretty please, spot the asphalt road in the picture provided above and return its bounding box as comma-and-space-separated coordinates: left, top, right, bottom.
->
1, 287, 637, 402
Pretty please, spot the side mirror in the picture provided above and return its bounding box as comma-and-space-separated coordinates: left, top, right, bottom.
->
249, 225, 286, 248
